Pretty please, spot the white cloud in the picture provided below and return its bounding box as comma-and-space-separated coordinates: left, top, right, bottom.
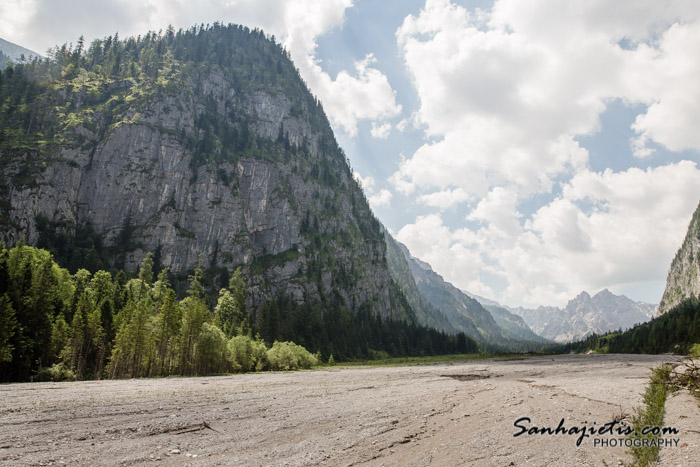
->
467, 187, 522, 237
2, 0, 401, 137
393, 0, 700, 195
309, 54, 401, 136
418, 187, 471, 210
370, 121, 392, 139
391, 0, 700, 306
626, 23, 700, 156
399, 162, 700, 307
368, 188, 392, 208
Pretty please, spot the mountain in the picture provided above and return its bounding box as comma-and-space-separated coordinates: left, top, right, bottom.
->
481, 304, 551, 343
0, 37, 41, 66
0, 24, 411, 322
398, 242, 505, 343
461, 290, 551, 343
503, 290, 656, 343
383, 230, 455, 332
658, 200, 700, 316
383, 233, 550, 348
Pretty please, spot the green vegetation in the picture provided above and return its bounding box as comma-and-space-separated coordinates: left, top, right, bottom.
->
251, 293, 478, 362
0, 243, 320, 382
0, 50, 11, 71
553, 298, 700, 355
0, 243, 480, 382
333, 352, 496, 368
628, 365, 672, 466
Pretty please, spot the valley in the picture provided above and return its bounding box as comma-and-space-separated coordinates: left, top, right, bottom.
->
2, 354, 696, 466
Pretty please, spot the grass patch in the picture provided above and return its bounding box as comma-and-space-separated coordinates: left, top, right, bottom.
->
628, 364, 672, 466
324, 353, 506, 368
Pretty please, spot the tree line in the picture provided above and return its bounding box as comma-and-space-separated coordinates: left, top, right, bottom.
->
0, 243, 318, 382
550, 297, 700, 355
0, 243, 479, 382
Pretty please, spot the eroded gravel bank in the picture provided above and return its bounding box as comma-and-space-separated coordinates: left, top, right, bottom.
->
1, 354, 694, 466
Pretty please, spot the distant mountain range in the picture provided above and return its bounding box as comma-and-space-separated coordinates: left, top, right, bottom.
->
384, 231, 658, 346
468, 289, 656, 343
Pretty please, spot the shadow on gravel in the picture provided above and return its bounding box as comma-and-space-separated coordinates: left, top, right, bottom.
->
441, 374, 491, 381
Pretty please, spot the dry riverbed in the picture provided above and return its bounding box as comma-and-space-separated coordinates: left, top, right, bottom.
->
1, 354, 697, 466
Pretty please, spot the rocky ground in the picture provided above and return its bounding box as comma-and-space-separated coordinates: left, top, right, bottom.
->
1, 354, 697, 466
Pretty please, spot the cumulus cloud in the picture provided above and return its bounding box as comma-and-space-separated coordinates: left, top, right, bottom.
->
370, 121, 392, 139
391, 0, 700, 305
399, 162, 700, 307
2, 0, 401, 137
368, 189, 392, 208
355, 172, 392, 210
393, 0, 700, 191
418, 187, 471, 210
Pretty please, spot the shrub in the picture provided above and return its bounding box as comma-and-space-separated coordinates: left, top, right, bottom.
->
267, 341, 318, 370
194, 323, 231, 374
33, 363, 77, 382
228, 335, 268, 372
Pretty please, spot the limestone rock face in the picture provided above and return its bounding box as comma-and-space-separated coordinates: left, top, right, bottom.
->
1, 28, 405, 319
658, 201, 700, 316
507, 289, 656, 343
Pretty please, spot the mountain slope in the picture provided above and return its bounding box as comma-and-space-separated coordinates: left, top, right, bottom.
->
383, 235, 514, 345
0, 24, 410, 320
0, 37, 41, 63
482, 304, 551, 343
658, 200, 700, 316
383, 230, 455, 333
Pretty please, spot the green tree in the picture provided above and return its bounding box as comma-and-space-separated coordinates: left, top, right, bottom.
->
109, 299, 154, 378
194, 322, 230, 374
214, 270, 249, 338
68, 288, 105, 379
138, 252, 154, 285
177, 296, 211, 375
0, 295, 17, 362
152, 288, 181, 376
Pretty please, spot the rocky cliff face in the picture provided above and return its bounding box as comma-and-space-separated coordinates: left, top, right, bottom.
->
0, 25, 407, 319
658, 201, 700, 316
507, 290, 655, 343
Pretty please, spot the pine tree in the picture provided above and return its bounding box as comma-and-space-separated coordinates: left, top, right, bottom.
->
214, 268, 249, 338
0, 294, 17, 363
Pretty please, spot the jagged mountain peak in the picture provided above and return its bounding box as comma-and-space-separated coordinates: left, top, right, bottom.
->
475, 289, 655, 343
571, 290, 592, 304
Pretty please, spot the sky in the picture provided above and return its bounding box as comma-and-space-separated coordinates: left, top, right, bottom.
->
2, 0, 700, 308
